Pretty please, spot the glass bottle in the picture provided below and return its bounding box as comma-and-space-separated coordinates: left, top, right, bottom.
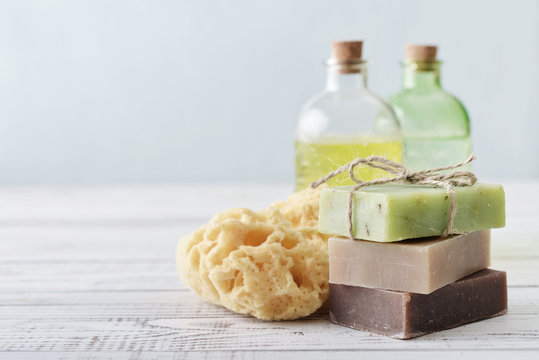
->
389, 45, 472, 171
295, 41, 402, 191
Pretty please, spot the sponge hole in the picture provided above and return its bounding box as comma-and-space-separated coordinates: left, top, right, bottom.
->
290, 266, 303, 288
234, 271, 243, 287
244, 228, 271, 247
220, 279, 234, 293
281, 236, 298, 249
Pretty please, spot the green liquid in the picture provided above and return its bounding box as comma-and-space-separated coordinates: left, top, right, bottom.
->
389, 63, 472, 171
295, 137, 402, 191
404, 136, 472, 171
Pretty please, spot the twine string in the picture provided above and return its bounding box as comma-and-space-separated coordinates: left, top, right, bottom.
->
310, 154, 477, 240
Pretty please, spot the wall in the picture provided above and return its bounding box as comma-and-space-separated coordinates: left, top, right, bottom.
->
0, 0, 537, 184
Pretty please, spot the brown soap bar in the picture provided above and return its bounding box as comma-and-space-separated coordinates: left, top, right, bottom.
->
329, 269, 507, 339
329, 231, 490, 294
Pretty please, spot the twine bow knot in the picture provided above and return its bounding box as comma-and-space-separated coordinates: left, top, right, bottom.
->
310, 154, 477, 240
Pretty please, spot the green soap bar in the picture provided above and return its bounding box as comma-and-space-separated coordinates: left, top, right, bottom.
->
319, 183, 505, 242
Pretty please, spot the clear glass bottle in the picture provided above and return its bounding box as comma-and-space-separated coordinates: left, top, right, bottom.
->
295, 41, 402, 191
389, 45, 472, 171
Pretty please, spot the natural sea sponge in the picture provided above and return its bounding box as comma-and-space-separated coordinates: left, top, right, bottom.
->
176, 187, 329, 320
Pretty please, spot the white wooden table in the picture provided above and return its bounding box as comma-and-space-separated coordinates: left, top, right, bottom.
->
1, 183, 538, 359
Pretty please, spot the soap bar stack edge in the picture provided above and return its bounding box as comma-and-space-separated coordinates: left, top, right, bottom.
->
323, 182, 507, 339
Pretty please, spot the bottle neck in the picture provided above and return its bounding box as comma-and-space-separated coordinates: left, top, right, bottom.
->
325, 62, 368, 92
402, 61, 442, 90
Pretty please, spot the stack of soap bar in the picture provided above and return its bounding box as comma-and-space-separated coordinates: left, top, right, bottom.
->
319, 183, 505, 242
320, 182, 507, 339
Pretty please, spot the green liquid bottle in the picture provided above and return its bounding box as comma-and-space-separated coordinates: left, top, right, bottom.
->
389, 45, 472, 171
295, 41, 402, 191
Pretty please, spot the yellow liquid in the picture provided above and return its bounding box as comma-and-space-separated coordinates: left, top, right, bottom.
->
295, 136, 403, 191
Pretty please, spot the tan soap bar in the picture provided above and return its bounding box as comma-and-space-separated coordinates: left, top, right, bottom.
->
329, 230, 490, 294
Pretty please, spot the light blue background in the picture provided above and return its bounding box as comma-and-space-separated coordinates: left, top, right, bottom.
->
0, 0, 538, 184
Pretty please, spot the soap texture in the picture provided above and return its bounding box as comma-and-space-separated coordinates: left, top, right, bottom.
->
319, 183, 505, 242
329, 269, 507, 339
329, 230, 490, 294
176, 187, 329, 321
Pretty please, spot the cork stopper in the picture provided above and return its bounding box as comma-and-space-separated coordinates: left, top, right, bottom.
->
331, 41, 363, 61
405, 44, 438, 61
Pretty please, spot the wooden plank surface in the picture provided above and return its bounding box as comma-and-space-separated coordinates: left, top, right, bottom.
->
0, 183, 538, 359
